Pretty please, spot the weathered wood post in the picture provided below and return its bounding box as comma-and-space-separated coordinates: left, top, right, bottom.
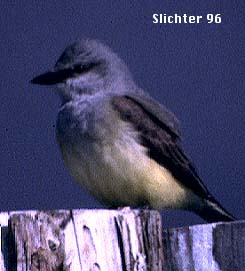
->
0, 209, 244, 271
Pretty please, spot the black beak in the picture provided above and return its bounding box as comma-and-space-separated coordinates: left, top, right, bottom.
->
30, 70, 72, 85
30, 62, 100, 85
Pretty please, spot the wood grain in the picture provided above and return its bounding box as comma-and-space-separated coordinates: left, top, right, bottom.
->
0, 209, 244, 270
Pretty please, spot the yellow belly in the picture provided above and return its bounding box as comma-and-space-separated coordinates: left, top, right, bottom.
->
62, 123, 194, 210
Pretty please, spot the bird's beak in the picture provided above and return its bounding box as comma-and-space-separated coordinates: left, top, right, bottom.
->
30, 70, 70, 85
31, 62, 100, 85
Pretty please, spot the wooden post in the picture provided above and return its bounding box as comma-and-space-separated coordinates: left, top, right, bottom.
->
162, 220, 245, 271
0, 209, 244, 271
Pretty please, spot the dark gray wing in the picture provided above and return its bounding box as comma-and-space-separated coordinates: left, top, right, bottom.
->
126, 88, 181, 138
112, 94, 214, 201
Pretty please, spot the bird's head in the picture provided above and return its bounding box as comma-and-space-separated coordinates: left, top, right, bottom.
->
31, 39, 133, 102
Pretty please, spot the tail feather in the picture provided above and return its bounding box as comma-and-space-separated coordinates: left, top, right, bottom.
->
195, 199, 236, 223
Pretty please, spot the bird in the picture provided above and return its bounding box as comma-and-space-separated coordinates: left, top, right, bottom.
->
31, 39, 235, 223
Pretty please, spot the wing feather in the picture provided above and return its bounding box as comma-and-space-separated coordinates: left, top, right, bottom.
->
112, 95, 213, 200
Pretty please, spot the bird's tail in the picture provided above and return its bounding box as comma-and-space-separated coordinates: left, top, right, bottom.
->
195, 199, 236, 223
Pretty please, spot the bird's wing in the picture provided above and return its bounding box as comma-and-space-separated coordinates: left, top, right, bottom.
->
111, 94, 213, 200
126, 88, 181, 138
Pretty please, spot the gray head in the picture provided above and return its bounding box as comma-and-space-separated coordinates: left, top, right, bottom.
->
31, 39, 134, 101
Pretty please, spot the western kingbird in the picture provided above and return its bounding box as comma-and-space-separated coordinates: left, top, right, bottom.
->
31, 39, 235, 222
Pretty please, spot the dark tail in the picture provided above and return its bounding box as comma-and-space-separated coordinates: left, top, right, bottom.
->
195, 199, 236, 223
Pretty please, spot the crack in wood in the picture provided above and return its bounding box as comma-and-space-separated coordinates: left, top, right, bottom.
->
114, 216, 127, 271
70, 210, 83, 270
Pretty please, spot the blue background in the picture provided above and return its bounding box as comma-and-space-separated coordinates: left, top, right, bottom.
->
1, 1, 244, 228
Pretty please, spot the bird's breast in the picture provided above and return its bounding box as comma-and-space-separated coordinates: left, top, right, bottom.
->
57, 108, 151, 206
56, 102, 191, 209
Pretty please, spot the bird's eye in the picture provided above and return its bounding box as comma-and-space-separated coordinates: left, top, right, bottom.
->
72, 62, 100, 75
